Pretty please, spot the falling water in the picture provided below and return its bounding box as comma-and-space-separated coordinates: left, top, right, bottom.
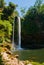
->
12, 18, 16, 51
17, 17, 21, 49
12, 16, 22, 51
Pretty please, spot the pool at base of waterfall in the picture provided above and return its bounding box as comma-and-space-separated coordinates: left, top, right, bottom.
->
14, 48, 44, 63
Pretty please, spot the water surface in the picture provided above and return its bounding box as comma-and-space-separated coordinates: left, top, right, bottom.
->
14, 48, 44, 63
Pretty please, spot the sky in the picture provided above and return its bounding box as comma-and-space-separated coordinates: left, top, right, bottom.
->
5, 0, 44, 16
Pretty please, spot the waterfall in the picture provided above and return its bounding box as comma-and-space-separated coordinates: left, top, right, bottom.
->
12, 16, 22, 51
17, 17, 21, 49
12, 18, 16, 51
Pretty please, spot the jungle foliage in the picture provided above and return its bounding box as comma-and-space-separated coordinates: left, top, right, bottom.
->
0, 0, 18, 43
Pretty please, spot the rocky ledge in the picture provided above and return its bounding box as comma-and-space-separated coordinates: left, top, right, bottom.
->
0, 43, 32, 65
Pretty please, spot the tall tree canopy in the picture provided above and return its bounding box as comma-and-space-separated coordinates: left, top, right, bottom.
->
0, 0, 5, 8
0, 0, 18, 43
22, 0, 44, 35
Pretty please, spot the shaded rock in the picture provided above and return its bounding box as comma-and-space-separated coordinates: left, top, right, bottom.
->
15, 55, 19, 58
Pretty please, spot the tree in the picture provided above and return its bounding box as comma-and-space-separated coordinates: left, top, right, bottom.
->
0, 0, 5, 8
21, 0, 44, 48
22, 7, 39, 35
2, 2, 18, 20
0, 0, 18, 43
0, 20, 12, 43
22, 0, 44, 35
20, 7, 26, 17
34, 0, 43, 8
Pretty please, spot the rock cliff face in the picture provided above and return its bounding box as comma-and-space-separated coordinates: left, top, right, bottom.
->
21, 33, 44, 49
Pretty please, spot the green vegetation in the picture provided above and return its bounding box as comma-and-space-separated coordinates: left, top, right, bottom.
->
0, 0, 44, 46
0, 0, 18, 43
0, 20, 12, 43
22, 0, 44, 34
0, 0, 44, 64
21, 0, 44, 48
0, 55, 4, 65
25, 61, 44, 65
